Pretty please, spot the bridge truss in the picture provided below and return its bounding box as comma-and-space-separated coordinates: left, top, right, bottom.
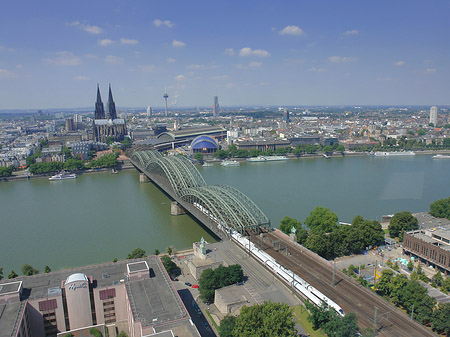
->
130, 150, 270, 234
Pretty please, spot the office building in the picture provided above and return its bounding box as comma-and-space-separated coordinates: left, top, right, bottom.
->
213, 96, 219, 118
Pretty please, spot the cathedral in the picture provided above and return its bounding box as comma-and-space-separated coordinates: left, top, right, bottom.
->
93, 84, 127, 143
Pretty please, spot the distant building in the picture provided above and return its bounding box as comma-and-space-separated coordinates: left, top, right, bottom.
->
213, 96, 220, 118
146, 106, 152, 117
93, 85, 127, 143
283, 109, 290, 123
430, 106, 438, 126
190, 135, 219, 153
65, 118, 75, 132
235, 139, 291, 151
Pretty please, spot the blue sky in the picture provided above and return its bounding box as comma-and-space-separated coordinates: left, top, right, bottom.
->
0, 0, 449, 109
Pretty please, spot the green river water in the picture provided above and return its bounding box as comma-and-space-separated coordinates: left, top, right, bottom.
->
1, 154, 449, 274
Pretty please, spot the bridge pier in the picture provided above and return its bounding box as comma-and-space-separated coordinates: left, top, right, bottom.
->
171, 201, 186, 216
139, 173, 150, 183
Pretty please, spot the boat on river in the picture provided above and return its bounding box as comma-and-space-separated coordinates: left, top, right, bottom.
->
221, 160, 240, 166
49, 173, 77, 181
370, 151, 415, 156
202, 162, 214, 167
247, 155, 288, 162
432, 154, 450, 159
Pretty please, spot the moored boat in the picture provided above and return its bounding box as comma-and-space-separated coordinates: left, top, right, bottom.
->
49, 173, 77, 181
221, 160, 240, 166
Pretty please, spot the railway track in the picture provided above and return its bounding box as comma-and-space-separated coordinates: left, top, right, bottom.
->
248, 231, 436, 337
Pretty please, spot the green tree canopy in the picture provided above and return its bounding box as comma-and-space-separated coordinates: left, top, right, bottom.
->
429, 197, 450, 220
219, 315, 237, 337
0, 166, 13, 177
279, 216, 302, 235
8, 270, 18, 279
44, 265, 51, 273
21, 264, 39, 276
127, 248, 146, 259
305, 207, 338, 233
432, 303, 450, 335
232, 302, 297, 337
199, 265, 244, 303
161, 255, 178, 277
388, 211, 418, 241
89, 153, 118, 168
64, 158, 85, 171
0, 267, 3, 280
194, 152, 204, 162
106, 136, 115, 145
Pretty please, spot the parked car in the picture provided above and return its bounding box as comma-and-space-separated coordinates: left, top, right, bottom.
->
191, 284, 199, 288
185, 282, 191, 287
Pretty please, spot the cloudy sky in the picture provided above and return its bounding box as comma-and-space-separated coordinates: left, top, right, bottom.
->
0, 0, 449, 109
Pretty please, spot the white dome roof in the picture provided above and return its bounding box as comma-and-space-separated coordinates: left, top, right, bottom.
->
66, 273, 88, 284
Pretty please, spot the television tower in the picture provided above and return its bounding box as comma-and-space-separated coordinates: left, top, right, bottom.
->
163, 88, 169, 117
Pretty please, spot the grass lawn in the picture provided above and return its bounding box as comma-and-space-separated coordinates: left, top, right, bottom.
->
292, 304, 327, 337
205, 308, 220, 331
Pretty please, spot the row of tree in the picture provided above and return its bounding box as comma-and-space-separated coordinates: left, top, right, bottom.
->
199, 264, 244, 303
0, 264, 51, 280
219, 302, 297, 337
279, 207, 385, 259
0, 166, 14, 177
377, 269, 450, 335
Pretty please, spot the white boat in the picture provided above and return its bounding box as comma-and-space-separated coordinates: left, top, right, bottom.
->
247, 155, 288, 162
370, 151, 415, 156
202, 162, 214, 167
221, 160, 240, 166
49, 173, 77, 181
432, 154, 450, 159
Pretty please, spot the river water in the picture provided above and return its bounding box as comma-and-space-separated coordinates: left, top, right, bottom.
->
1, 154, 449, 273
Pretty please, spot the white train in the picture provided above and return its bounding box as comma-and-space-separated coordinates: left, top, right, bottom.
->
230, 229, 345, 317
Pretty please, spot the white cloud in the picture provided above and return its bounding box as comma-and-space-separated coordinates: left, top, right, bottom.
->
225, 48, 235, 56
105, 55, 123, 64
212, 75, 229, 80
328, 56, 358, 63
239, 47, 270, 57
279, 25, 304, 36
175, 74, 185, 81
120, 38, 139, 45
153, 19, 174, 28
394, 61, 405, 66
0, 69, 16, 78
16, 64, 23, 69
98, 39, 115, 46
226, 82, 237, 88
187, 64, 205, 70
66, 21, 102, 34
43, 51, 82, 66
138, 65, 156, 72
249, 61, 262, 68
426, 68, 437, 73
172, 40, 186, 48
84, 53, 97, 59
309, 67, 325, 72
343, 29, 359, 36
167, 57, 176, 63
74, 75, 89, 81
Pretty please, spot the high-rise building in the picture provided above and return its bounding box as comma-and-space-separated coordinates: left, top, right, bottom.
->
146, 106, 152, 117
213, 96, 220, 118
66, 118, 75, 132
430, 106, 438, 126
283, 109, 290, 123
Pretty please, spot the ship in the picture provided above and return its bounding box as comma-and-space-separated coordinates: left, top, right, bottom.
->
432, 154, 450, 159
202, 162, 214, 167
370, 151, 415, 156
49, 173, 77, 181
247, 155, 288, 162
220, 160, 240, 166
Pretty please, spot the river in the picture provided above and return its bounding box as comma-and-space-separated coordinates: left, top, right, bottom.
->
1, 154, 449, 274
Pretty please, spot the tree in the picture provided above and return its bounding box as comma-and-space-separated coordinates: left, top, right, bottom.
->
432, 271, 444, 287
304, 206, 338, 233
322, 312, 359, 337
106, 136, 115, 146
0, 267, 3, 280
199, 265, 244, 303
417, 129, 426, 136
166, 246, 173, 255
232, 302, 297, 337
117, 332, 128, 337
278, 216, 302, 235
64, 158, 85, 171
0, 166, 13, 177
430, 197, 450, 220
194, 152, 204, 162
127, 248, 146, 259
154, 249, 160, 255
22, 264, 39, 276
432, 303, 450, 336
89, 153, 118, 168
121, 137, 132, 149
219, 315, 237, 337
89, 328, 102, 337
388, 211, 418, 241
8, 270, 18, 279
161, 255, 178, 277
305, 232, 332, 259
61, 146, 72, 159
44, 265, 51, 273
113, 258, 118, 263
407, 260, 414, 271
441, 277, 450, 294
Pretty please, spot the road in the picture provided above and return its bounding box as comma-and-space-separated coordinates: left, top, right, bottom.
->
249, 231, 436, 337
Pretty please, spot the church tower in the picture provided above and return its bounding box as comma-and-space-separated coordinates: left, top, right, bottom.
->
94, 84, 105, 119
106, 84, 117, 120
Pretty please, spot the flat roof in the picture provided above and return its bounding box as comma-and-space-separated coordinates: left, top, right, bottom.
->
0, 281, 22, 295
0, 302, 23, 337
127, 261, 149, 273
216, 284, 251, 305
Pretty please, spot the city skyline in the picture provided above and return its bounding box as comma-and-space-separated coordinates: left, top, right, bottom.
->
0, 0, 449, 109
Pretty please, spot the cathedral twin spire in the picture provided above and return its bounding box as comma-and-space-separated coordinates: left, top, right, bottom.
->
94, 84, 117, 120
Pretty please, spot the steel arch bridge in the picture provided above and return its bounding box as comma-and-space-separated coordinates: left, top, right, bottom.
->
130, 150, 270, 233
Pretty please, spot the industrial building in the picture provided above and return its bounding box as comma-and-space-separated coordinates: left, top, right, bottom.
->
0, 257, 199, 337
403, 225, 450, 275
